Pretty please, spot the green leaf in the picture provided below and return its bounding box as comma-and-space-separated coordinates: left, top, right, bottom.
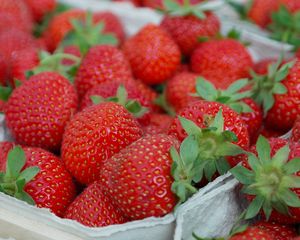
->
272, 145, 290, 167
226, 79, 249, 94
262, 201, 273, 220
191, 9, 206, 19
272, 199, 289, 216
163, 0, 181, 12
195, 77, 217, 101
222, 130, 238, 142
230, 165, 254, 185
283, 158, 300, 174
15, 190, 36, 205
245, 195, 265, 219
262, 92, 275, 115
90, 95, 104, 105
283, 176, 300, 188
17, 167, 40, 183
256, 136, 271, 164
247, 153, 261, 173
204, 160, 217, 182
273, 83, 287, 94
6, 147, 26, 179
0, 86, 12, 101
229, 102, 252, 113
178, 117, 202, 137
217, 142, 245, 157
116, 85, 128, 106
215, 157, 230, 175
180, 135, 200, 166
209, 109, 224, 133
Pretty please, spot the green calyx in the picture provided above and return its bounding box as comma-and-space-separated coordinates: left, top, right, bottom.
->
268, 6, 300, 51
0, 86, 13, 102
250, 57, 295, 115
62, 12, 118, 56
154, 90, 176, 117
28, 50, 81, 83
171, 110, 244, 204
0, 146, 39, 205
162, 0, 217, 19
230, 135, 300, 221
91, 85, 148, 118
226, 0, 253, 20
193, 77, 253, 113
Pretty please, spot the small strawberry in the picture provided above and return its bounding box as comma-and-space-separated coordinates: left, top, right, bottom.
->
64, 181, 127, 227
291, 118, 300, 142
24, 0, 56, 22
229, 226, 273, 240
165, 71, 198, 112
168, 100, 250, 181
0, 0, 33, 33
100, 134, 179, 220
190, 39, 253, 89
123, 24, 181, 85
74, 45, 132, 99
250, 57, 300, 132
0, 143, 76, 217
160, 1, 220, 56
5, 72, 78, 152
10, 48, 39, 87
253, 221, 298, 240
231, 136, 300, 224
61, 102, 143, 185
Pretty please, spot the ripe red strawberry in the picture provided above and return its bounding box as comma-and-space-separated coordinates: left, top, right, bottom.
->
251, 58, 300, 132
62, 45, 81, 66
0, 143, 76, 217
160, 6, 220, 56
143, 113, 173, 135
0, 0, 33, 33
229, 226, 273, 240
61, 102, 143, 185
0, 29, 38, 65
113, 0, 143, 6
93, 11, 125, 44
24, 0, 56, 22
296, 49, 300, 58
253, 221, 298, 240
0, 53, 7, 86
143, 0, 203, 9
291, 118, 300, 142
5, 72, 78, 152
168, 100, 250, 181
231, 137, 300, 224
123, 24, 181, 85
190, 39, 253, 89
166, 71, 198, 112
0, 12, 29, 34
100, 134, 179, 220
74, 45, 132, 99
10, 48, 39, 87
64, 181, 127, 227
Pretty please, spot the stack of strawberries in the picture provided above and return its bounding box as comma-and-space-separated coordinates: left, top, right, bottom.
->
0, 0, 300, 239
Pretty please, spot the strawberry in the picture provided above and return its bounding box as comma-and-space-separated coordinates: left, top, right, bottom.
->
160, 2, 220, 56
0, 29, 38, 65
190, 39, 253, 89
0, 12, 29, 34
10, 48, 39, 87
168, 100, 250, 181
0, 53, 7, 86
253, 221, 298, 240
229, 226, 273, 240
62, 45, 81, 66
231, 136, 300, 224
5, 72, 78, 152
61, 102, 143, 185
74, 45, 132, 99
44, 9, 85, 51
23, 0, 56, 22
123, 24, 181, 85
113, 0, 143, 6
0, 143, 76, 217
143, 0, 203, 9
250, 58, 300, 132
165, 71, 198, 112
253, 58, 277, 75
0, 0, 33, 33
291, 118, 300, 142
143, 113, 174, 135
64, 181, 127, 227
100, 134, 179, 220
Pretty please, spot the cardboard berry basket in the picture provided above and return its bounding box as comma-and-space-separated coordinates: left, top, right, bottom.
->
0, 1, 292, 239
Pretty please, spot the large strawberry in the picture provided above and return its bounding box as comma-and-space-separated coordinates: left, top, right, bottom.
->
229, 226, 273, 240
253, 221, 298, 240
231, 136, 300, 224
74, 45, 132, 99
24, 0, 56, 22
291, 118, 300, 142
5, 72, 78, 152
168, 100, 250, 181
0, 12, 29, 34
0, 53, 7, 86
0, 0, 33, 33
100, 134, 179, 220
190, 39, 253, 89
160, 1, 220, 56
64, 181, 127, 227
250, 58, 300, 132
123, 24, 181, 85
0, 143, 76, 217
61, 102, 143, 185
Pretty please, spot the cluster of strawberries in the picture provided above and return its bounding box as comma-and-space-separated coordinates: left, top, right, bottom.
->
0, 0, 300, 239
